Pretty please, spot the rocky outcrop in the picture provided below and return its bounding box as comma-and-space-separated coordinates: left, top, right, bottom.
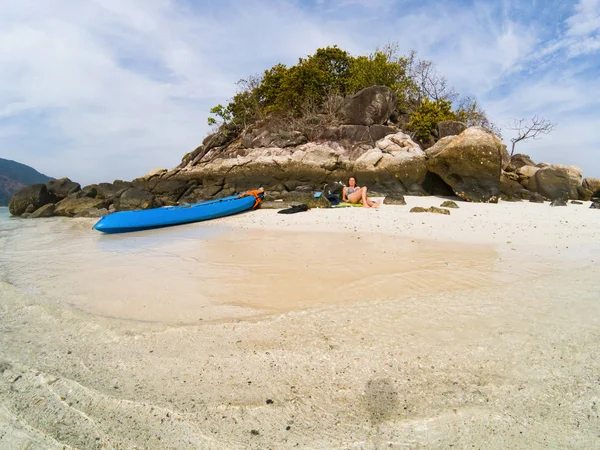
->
242, 129, 308, 149
113, 188, 156, 211
319, 125, 398, 145
440, 200, 459, 208
30, 203, 56, 218
583, 178, 600, 195
509, 154, 536, 171
529, 193, 544, 203
383, 194, 406, 205
426, 127, 503, 202
46, 177, 80, 200
499, 173, 533, 201
436, 121, 467, 139
340, 85, 397, 126
550, 198, 567, 207
527, 164, 582, 200
175, 131, 427, 196
97, 181, 132, 202
54, 197, 107, 217
8, 184, 56, 216
515, 165, 539, 180
577, 186, 593, 201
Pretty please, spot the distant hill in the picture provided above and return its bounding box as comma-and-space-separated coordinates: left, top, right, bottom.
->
0, 158, 53, 206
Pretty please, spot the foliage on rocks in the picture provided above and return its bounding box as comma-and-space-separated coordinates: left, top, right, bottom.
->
207, 44, 497, 139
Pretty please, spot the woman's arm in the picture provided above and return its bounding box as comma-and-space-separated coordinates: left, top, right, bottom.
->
342, 187, 348, 202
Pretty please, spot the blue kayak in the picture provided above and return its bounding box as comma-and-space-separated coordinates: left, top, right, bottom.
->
93, 189, 264, 234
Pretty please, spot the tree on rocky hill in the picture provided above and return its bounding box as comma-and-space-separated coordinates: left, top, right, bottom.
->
207, 44, 497, 143
508, 115, 557, 156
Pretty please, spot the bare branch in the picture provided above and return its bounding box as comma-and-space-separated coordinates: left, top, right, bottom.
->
507, 115, 556, 156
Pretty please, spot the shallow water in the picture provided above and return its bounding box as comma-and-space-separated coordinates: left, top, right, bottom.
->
0, 211, 500, 323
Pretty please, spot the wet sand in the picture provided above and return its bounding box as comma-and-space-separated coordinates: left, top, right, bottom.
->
0, 199, 599, 449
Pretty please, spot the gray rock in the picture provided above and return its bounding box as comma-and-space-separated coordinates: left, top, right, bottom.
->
151, 179, 190, 204
426, 127, 502, 202
25, 204, 36, 214
511, 154, 536, 170
383, 194, 406, 205
203, 131, 232, 150
79, 185, 99, 198
529, 193, 545, 203
54, 197, 108, 217
577, 185, 593, 201
590, 202, 600, 209
340, 85, 397, 126
550, 198, 567, 207
436, 121, 467, 138
46, 177, 81, 200
113, 188, 156, 211
500, 173, 532, 201
570, 200, 583, 205
9, 184, 56, 216
528, 164, 582, 200
440, 200, 459, 208
97, 181, 132, 202
410, 206, 450, 215
369, 125, 398, 142
582, 177, 600, 194
30, 203, 56, 218
242, 128, 308, 149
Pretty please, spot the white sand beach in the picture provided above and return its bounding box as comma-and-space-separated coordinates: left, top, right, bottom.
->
0, 198, 599, 449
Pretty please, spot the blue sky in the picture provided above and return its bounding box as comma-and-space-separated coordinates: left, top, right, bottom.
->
0, 0, 599, 185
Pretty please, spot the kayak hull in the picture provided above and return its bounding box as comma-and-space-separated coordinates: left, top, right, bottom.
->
93, 191, 263, 234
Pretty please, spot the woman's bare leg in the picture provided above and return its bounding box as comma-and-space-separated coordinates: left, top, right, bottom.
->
348, 190, 363, 204
361, 187, 372, 208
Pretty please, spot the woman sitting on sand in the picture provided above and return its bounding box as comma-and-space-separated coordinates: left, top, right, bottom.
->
342, 176, 380, 208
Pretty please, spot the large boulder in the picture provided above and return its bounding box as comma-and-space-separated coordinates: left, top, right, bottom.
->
150, 179, 191, 205
96, 181, 133, 202
426, 127, 503, 202
8, 184, 56, 216
354, 132, 427, 191
515, 165, 540, 179
577, 186, 593, 201
583, 178, 600, 195
340, 85, 397, 126
436, 121, 467, 138
30, 203, 56, 218
499, 173, 533, 201
510, 154, 536, 170
46, 177, 81, 200
113, 188, 156, 211
54, 197, 107, 217
527, 164, 582, 200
